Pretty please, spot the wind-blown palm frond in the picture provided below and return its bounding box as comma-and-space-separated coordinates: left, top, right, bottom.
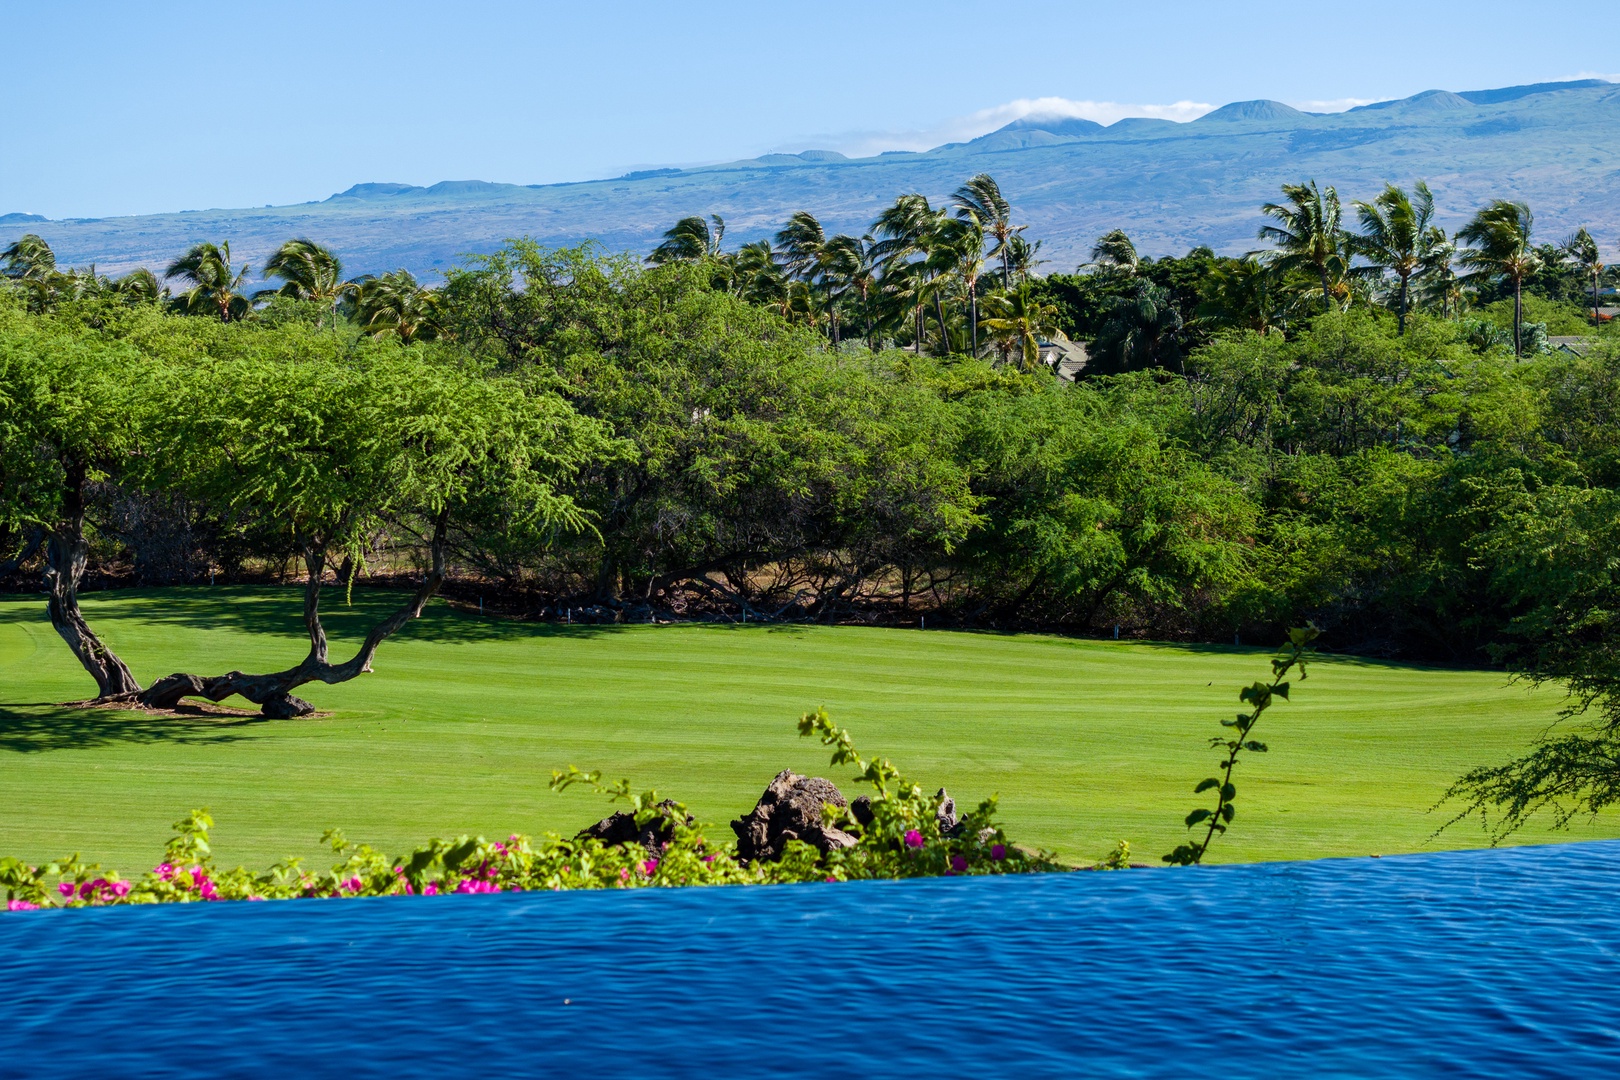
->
1258, 180, 1349, 313
1458, 200, 1540, 356
1563, 226, 1605, 325
1087, 229, 1139, 275
952, 173, 1023, 287
648, 215, 725, 264
258, 238, 348, 306
165, 241, 253, 322
1349, 181, 1436, 333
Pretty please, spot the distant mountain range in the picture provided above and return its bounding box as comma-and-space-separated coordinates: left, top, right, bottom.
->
6, 79, 1618, 279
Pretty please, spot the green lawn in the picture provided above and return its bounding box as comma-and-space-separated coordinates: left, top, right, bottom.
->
2, 587, 1613, 873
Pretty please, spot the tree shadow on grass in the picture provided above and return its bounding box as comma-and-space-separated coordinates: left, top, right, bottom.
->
0, 703, 262, 754
4, 587, 823, 649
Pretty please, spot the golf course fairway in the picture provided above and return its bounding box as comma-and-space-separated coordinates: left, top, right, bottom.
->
3, 587, 1614, 872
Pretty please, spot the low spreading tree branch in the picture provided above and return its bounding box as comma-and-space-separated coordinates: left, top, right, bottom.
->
131, 510, 451, 718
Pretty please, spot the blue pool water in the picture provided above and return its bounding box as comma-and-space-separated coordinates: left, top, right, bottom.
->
2, 842, 1618, 1078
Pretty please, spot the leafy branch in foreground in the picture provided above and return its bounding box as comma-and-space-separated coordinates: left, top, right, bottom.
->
1164, 626, 1318, 866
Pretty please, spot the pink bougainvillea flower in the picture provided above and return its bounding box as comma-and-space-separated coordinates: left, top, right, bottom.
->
423, 883, 439, 897
344, 876, 363, 892
57, 882, 73, 898
109, 880, 130, 898
903, 830, 924, 849
950, 855, 968, 873
641, 859, 658, 876
825, 876, 838, 884
618, 868, 630, 883
6, 899, 42, 911
991, 844, 1007, 861
153, 863, 175, 881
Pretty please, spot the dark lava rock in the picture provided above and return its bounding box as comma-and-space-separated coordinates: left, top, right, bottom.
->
850, 795, 874, 826
731, 769, 858, 864
578, 800, 689, 852
261, 693, 315, 719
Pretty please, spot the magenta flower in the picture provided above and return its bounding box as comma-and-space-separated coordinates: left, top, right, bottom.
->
641, 859, 658, 876
618, 868, 630, 882
825, 875, 838, 883
153, 863, 175, 881
903, 830, 924, 849
109, 880, 130, 898
423, 883, 439, 897
991, 844, 1006, 861
344, 876, 363, 892
5, 899, 41, 912
57, 882, 74, 898
950, 855, 968, 873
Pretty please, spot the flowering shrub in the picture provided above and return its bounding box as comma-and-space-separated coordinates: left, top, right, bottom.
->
0, 712, 1062, 912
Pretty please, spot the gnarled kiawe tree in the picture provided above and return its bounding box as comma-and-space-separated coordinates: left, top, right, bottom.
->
0, 299, 143, 697
121, 326, 614, 717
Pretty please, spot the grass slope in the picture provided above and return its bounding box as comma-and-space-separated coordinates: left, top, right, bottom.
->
3, 587, 1613, 872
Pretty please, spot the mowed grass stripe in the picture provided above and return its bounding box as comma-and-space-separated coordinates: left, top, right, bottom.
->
1, 587, 1610, 872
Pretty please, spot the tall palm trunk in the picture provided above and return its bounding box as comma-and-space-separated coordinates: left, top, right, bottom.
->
1319, 265, 1332, 313
1513, 276, 1523, 357
1396, 273, 1409, 335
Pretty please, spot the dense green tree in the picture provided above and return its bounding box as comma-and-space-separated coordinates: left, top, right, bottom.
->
0, 300, 143, 695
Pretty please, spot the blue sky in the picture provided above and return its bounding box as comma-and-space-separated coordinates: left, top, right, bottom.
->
3, 0, 1614, 219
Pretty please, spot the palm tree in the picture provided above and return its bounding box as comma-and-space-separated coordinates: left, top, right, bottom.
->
936, 215, 987, 353
649, 215, 725, 264
1195, 257, 1288, 335
1093, 280, 1185, 373
981, 282, 1065, 371
165, 241, 252, 322
952, 173, 1023, 287
1004, 235, 1045, 284
112, 267, 166, 304
733, 240, 788, 311
259, 238, 349, 306
353, 270, 444, 343
1259, 180, 1348, 313
1457, 200, 1540, 356
1350, 181, 1436, 334
822, 233, 882, 349
1563, 227, 1606, 326
1087, 229, 1140, 275
872, 194, 947, 353
1, 233, 57, 280
1416, 227, 1462, 318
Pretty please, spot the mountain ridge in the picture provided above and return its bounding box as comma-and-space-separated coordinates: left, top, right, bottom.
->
6, 79, 1616, 276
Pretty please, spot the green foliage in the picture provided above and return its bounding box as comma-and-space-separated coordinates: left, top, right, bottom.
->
2, 712, 1058, 910
797, 707, 1061, 880
1164, 626, 1318, 865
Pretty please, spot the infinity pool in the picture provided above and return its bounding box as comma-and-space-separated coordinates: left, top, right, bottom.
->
3, 842, 1618, 1077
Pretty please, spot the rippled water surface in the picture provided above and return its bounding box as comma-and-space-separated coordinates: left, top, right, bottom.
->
3, 842, 1619, 1078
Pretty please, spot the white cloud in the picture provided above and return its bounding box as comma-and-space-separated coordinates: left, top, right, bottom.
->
1289, 97, 1388, 113
779, 96, 1218, 159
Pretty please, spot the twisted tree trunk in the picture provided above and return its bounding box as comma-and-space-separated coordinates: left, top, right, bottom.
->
47, 462, 140, 699
135, 512, 450, 718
